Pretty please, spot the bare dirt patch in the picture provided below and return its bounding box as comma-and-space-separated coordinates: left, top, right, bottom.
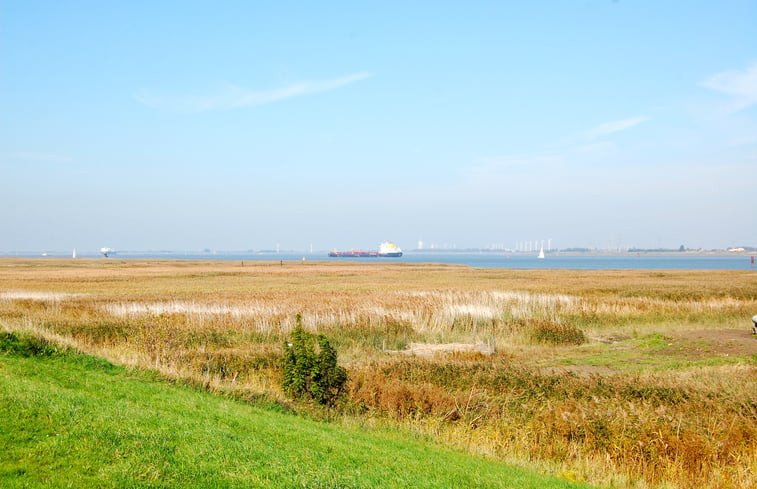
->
589, 334, 631, 344
665, 328, 757, 357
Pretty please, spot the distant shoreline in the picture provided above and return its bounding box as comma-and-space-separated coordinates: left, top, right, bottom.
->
1, 251, 754, 272
408, 250, 757, 257
1, 249, 755, 258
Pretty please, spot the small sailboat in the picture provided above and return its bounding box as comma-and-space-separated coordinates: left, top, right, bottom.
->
537, 243, 545, 259
72, 248, 77, 258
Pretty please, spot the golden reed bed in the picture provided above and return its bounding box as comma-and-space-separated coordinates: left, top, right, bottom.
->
1, 258, 756, 489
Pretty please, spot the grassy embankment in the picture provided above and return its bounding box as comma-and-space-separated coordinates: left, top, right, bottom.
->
0, 332, 590, 489
1, 258, 755, 488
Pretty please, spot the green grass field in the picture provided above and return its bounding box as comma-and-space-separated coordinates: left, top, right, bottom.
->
0, 335, 593, 489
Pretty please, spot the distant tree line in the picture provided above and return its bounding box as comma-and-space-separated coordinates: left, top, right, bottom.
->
628, 246, 688, 252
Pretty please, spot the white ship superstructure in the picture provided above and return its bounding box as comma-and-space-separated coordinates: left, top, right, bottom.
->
378, 242, 403, 257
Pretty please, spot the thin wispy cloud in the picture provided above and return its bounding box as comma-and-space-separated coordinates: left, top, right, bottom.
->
586, 116, 648, 139
470, 120, 638, 182
700, 61, 757, 112
134, 72, 372, 112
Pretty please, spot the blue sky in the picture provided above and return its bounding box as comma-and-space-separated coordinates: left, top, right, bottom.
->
1, 1, 756, 251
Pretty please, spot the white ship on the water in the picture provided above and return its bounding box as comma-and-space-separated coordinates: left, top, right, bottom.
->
329, 241, 403, 257
378, 241, 403, 257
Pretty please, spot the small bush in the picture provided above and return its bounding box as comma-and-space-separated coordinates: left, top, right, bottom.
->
530, 321, 586, 345
282, 314, 348, 406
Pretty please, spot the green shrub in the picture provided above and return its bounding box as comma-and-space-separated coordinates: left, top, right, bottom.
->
0, 331, 61, 357
282, 314, 348, 406
530, 321, 586, 346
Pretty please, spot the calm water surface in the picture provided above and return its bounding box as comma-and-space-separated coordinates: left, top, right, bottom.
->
33, 252, 754, 270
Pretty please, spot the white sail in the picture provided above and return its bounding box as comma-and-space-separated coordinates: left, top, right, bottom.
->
537, 244, 545, 259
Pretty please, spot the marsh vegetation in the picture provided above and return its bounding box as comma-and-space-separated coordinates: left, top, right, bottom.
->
1, 258, 755, 489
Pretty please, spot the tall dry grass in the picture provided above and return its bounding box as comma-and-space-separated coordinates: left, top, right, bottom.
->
1, 258, 755, 489
348, 357, 755, 489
